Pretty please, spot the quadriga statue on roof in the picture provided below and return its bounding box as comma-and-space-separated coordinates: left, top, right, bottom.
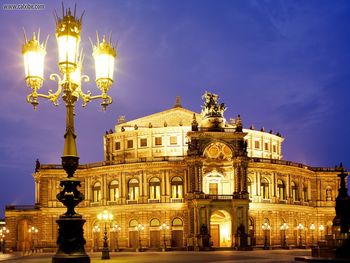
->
200, 91, 227, 130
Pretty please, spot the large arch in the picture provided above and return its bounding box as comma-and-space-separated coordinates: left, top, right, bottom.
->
210, 210, 232, 247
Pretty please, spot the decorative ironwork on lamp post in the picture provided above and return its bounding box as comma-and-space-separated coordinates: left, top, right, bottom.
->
98, 210, 113, 260
111, 225, 121, 252
297, 223, 304, 248
135, 224, 144, 252
261, 223, 270, 250
28, 226, 39, 253
21, 4, 116, 263
159, 223, 169, 252
0, 227, 9, 254
319, 225, 324, 241
309, 224, 315, 246
280, 223, 288, 248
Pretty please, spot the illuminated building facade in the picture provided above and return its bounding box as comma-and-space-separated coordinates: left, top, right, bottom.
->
5, 93, 339, 251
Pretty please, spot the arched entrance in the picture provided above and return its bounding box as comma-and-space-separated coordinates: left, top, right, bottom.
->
210, 210, 231, 247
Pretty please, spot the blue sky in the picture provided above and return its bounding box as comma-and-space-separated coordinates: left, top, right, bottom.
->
0, 0, 349, 217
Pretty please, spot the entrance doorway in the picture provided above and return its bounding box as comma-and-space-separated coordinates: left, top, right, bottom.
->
210, 210, 231, 247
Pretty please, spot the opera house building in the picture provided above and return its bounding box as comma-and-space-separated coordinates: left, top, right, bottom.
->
5, 92, 339, 252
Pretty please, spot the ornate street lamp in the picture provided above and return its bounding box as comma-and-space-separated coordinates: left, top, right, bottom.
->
319, 225, 324, 241
0, 227, 9, 254
280, 223, 288, 248
28, 226, 39, 253
111, 225, 121, 252
98, 210, 113, 260
309, 224, 315, 246
297, 223, 304, 248
135, 224, 145, 252
92, 225, 101, 252
22, 4, 116, 263
159, 223, 169, 252
261, 223, 270, 250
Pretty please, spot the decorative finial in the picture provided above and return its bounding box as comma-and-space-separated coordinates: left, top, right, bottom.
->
260, 127, 265, 132
164, 121, 167, 127
174, 96, 182, 108
192, 113, 198, 131
134, 124, 138, 130
149, 122, 152, 128
117, 115, 126, 124
250, 124, 254, 130
236, 114, 243, 132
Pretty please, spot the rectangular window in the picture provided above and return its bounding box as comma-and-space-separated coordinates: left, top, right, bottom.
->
127, 140, 133, 149
273, 144, 277, 153
170, 136, 177, 145
140, 138, 147, 147
209, 183, 218, 195
115, 141, 121, 150
264, 142, 269, 151
155, 137, 162, 146
254, 140, 260, 149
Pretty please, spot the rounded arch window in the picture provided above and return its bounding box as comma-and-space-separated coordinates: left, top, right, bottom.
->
277, 179, 286, 200
92, 182, 101, 202
260, 178, 269, 199
128, 178, 139, 201
150, 218, 160, 227
302, 183, 308, 201
326, 187, 332, 201
149, 177, 161, 200
171, 177, 183, 199
291, 181, 299, 201
109, 180, 119, 201
129, 219, 138, 227
172, 218, 183, 226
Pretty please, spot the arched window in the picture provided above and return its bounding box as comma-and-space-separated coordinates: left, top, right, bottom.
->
149, 177, 161, 200
326, 187, 332, 201
260, 178, 269, 199
277, 179, 286, 200
247, 178, 252, 198
92, 182, 101, 202
129, 219, 138, 227
291, 181, 299, 201
109, 180, 119, 201
172, 218, 183, 226
150, 218, 160, 227
171, 177, 183, 199
128, 179, 139, 201
302, 184, 308, 202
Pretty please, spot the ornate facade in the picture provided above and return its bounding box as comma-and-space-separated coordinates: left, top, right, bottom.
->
5, 93, 339, 252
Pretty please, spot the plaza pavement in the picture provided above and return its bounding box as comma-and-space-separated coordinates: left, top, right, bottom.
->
0, 249, 311, 263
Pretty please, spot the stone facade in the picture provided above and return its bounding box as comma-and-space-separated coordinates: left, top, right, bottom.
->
4, 94, 339, 252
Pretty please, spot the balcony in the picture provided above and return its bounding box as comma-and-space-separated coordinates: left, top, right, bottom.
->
148, 199, 160, 204
107, 200, 120, 205
171, 198, 184, 203
206, 194, 234, 200
127, 199, 138, 204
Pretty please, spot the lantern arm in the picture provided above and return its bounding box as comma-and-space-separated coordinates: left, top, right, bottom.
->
25, 73, 63, 109
78, 78, 113, 111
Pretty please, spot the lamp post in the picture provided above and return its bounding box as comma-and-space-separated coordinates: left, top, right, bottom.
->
261, 223, 270, 250
98, 210, 113, 260
135, 224, 145, 252
28, 226, 39, 253
0, 227, 9, 253
22, 4, 116, 263
92, 226, 101, 252
309, 224, 315, 246
319, 225, 324, 241
111, 225, 121, 252
297, 223, 304, 248
280, 223, 288, 248
159, 223, 169, 252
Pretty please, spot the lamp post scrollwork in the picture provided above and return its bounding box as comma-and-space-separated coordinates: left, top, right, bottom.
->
28, 226, 39, 253
261, 223, 270, 250
98, 210, 113, 260
22, 4, 117, 263
280, 223, 288, 248
159, 223, 169, 252
309, 223, 315, 246
297, 223, 304, 248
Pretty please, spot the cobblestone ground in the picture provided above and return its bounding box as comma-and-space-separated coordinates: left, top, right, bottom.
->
0, 249, 311, 263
